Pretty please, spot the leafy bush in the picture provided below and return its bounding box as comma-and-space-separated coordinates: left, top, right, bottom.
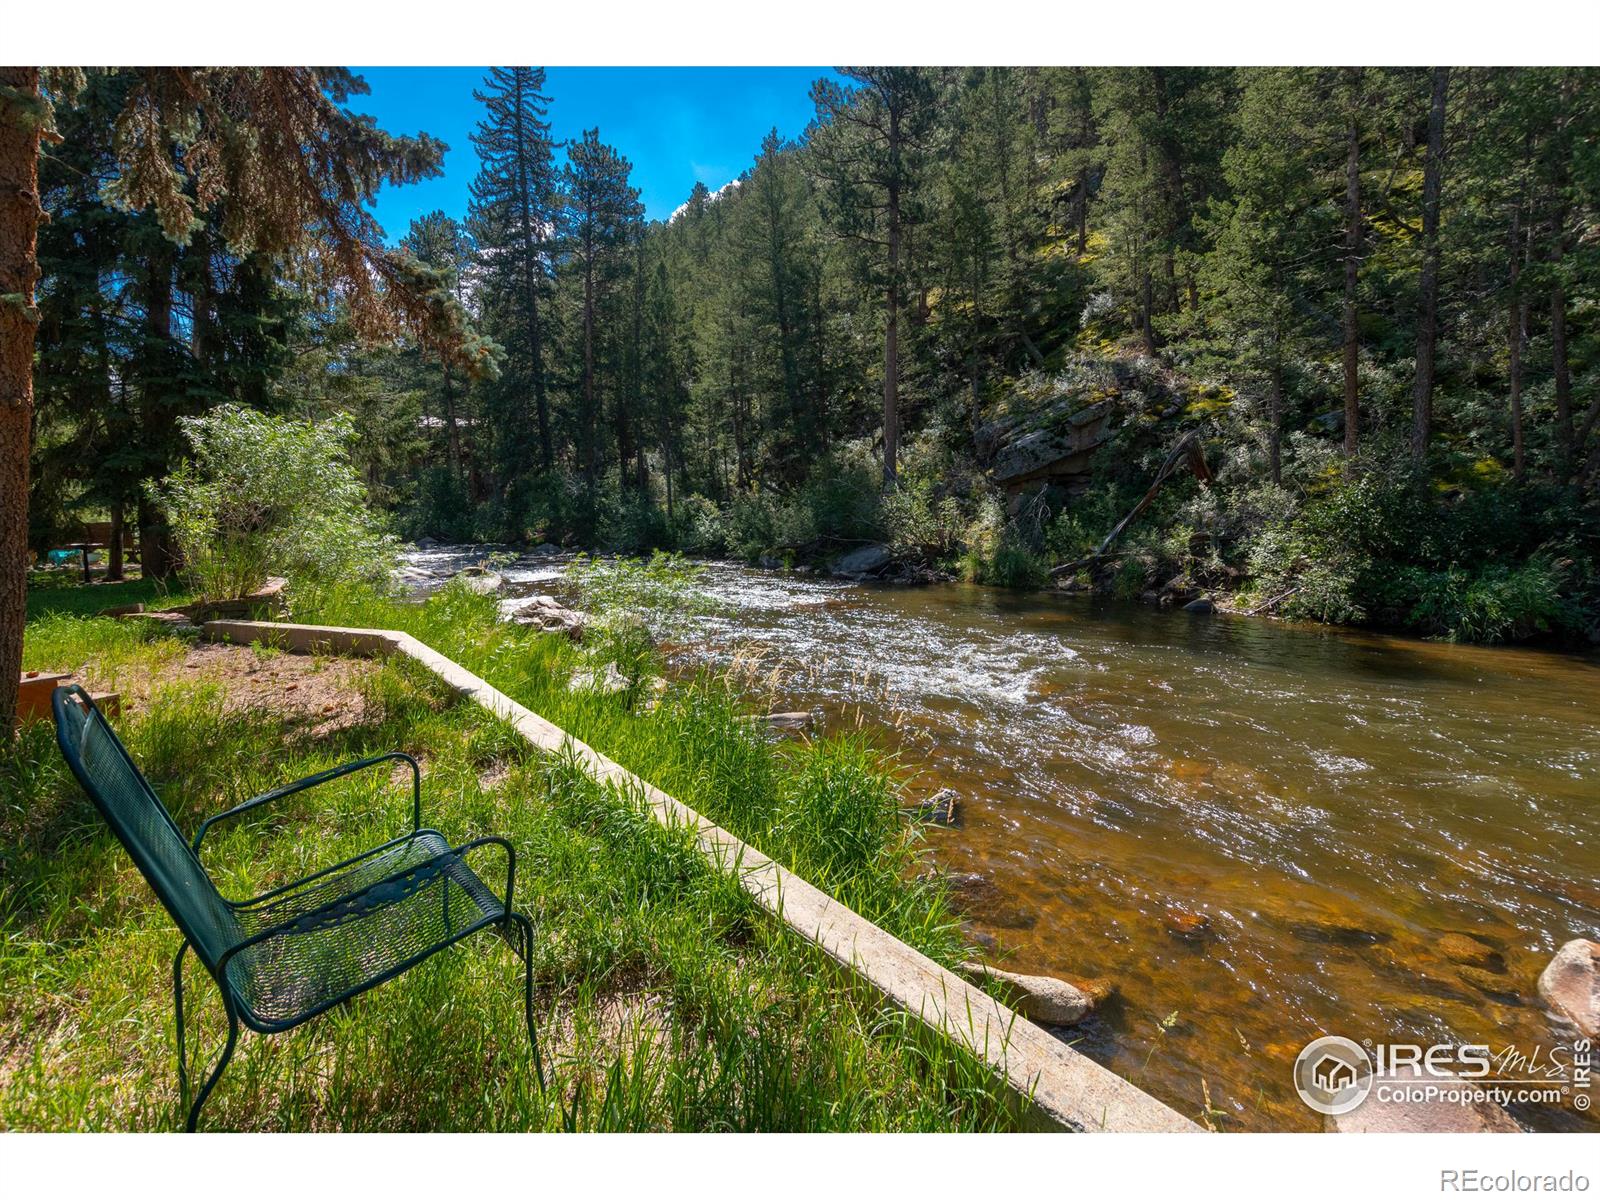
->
1401, 559, 1573, 643
565, 550, 717, 637
671, 494, 727, 555
726, 492, 779, 561
1248, 462, 1595, 641
149, 405, 395, 601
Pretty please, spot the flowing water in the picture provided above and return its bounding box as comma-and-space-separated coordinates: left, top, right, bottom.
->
408, 547, 1600, 1130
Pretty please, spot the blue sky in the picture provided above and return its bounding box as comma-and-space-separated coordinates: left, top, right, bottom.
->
350, 67, 840, 238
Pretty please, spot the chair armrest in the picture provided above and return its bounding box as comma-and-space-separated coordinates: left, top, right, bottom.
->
193, 751, 421, 856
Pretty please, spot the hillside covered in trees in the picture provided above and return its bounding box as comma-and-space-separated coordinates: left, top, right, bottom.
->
26, 67, 1600, 644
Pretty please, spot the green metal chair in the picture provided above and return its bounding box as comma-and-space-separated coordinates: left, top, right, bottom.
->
51, 684, 545, 1131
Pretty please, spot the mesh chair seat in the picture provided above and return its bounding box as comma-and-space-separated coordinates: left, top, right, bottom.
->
225, 832, 508, 1031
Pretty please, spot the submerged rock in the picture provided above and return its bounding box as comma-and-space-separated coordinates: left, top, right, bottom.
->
908, 787, 961, 827
763, 711, 815, 732
958, 962, 1096, 1026
1538, 938, 1600, 1037
1435, 932, 1504, 972
1164, 904, 1213, 942
1457, 966, 1523, 1005
1288, 920, 1390, 948
1182, 597, 1215, 614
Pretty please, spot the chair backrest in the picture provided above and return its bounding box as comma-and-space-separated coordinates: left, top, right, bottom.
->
52, 685, 240, 966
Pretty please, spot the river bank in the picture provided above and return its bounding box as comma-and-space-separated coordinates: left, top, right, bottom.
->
401, 543, 1600, 1131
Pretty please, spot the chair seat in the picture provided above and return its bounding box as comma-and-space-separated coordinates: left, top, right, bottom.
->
224, 832, 506, 1032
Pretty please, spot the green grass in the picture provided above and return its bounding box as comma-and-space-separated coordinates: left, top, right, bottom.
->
0, 598, 1019, 1131
25, 573, 193, 621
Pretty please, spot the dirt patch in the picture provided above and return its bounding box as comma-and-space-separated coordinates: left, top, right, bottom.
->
127, 642, 378, 738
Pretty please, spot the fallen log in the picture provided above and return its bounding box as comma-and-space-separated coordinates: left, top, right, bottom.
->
1050, 431, 1210, 578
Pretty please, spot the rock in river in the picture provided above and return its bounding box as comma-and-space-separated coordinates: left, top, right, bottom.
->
958, 962, 1096, 1026
1164, 904, 1212, 942
1537, 938, 1600, 1037
830, 543, 894, 579
908, 786, 960, 827
1434, 932, 1504, 972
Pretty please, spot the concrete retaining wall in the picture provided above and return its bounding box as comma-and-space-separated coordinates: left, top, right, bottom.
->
204, 619, 1198, 1133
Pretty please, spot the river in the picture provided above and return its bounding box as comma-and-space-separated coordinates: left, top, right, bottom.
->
407, 546, 1600, 1131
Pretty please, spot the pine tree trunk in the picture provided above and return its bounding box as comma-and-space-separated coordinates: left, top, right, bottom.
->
883, 170, 901, 489
1075, 176, 1088, 255
1140, 269, 1156, 357
1342, 114, 1362, 463
441, 364, 463, 485
0, 67, 44, 734
1268, 354, 1284, 486
1410, 67, 1449, 462
581, 218, 597, 490
106, 503, 124, 582
1508, 186, 1527, 481
1551, 274, 1573, 474
138, 244, 179, 579
511, 72, 552, 473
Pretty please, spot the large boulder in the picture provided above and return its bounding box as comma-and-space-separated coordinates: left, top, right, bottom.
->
830, 543, 894, 579
958, 962, 1095, 1026
1537, 938, 1600, 1037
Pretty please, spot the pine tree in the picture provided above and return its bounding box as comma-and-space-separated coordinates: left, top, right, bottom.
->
1, 66, 484, 732
469, 67, 559, 484
810, 68, 938, 487
560, 128, 643, 503
402, 211, 481, 485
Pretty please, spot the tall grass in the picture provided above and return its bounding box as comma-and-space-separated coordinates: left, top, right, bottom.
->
1, 604, 1017, 1131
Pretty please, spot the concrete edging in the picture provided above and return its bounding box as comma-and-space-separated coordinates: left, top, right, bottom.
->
204, 618, 1198, 1133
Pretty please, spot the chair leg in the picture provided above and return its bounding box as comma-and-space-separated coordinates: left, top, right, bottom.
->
172, 940, 190, 1110
186, 1002, 240, 1133
508, 913, 545, 1091
174, 940, 240, 1131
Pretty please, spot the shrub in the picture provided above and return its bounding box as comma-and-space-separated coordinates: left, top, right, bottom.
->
726, 492, 778, 562
1402, 559, 1573, 643
672, 495, 727, 555
149, 405, 395, 601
